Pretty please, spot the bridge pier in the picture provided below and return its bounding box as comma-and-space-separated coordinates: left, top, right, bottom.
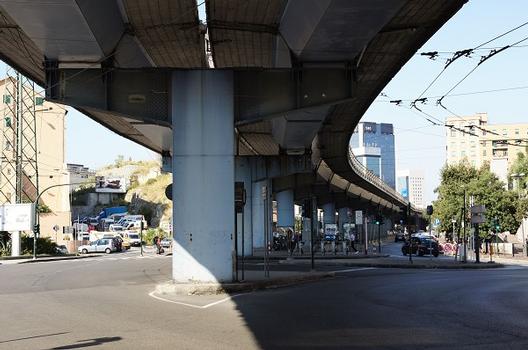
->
171, 70, 234, 283
235, 157, 254, 257
323, 202, 336, 225
276, 189, 294, 228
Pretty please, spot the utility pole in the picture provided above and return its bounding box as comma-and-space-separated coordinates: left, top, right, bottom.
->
511, 173, 526, 256
462, 188, 467, 263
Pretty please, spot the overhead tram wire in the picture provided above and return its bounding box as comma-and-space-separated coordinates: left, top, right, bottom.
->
437, 34, 528, 106
412, 19, 528, 103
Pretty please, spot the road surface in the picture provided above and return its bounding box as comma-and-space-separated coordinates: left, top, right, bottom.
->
1, 249, 527, 349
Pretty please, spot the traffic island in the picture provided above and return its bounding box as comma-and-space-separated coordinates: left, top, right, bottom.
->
155, 272, 336, 296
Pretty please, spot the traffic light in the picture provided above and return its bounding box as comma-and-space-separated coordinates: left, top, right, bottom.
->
492, 217, 500, 232
302, 199, 312, 218
426, 205, 433, 215
375, 214, 384, 225
399, 207, 408, 224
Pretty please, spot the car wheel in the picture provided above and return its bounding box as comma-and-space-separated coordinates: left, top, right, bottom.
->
433, 251, 439, 257
418, 250, 424, 257
105, 248, 111, 254
82, 249, 88, 254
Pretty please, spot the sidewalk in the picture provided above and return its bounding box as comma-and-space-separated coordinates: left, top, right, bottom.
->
0, 254, 102, 265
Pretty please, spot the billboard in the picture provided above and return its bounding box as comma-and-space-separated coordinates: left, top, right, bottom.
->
95, 176, 127, 193
0, 203, 35, 231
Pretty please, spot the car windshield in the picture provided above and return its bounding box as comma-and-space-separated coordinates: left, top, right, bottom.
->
129, 234, 139, 239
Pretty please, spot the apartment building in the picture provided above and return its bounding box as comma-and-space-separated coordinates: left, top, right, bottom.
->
445, 113, 528, 182
0, 78, 70, 241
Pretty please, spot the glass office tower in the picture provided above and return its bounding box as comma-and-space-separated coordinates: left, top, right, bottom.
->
350, 122, 396, 189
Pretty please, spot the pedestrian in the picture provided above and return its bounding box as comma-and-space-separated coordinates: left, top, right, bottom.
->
155, 236, 162, 254
288, 228, 297, 255
350, 231, 358, 253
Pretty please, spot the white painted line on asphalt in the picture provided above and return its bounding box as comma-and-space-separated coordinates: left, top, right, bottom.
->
330, 267, 376, 274
148, 291, 245, 310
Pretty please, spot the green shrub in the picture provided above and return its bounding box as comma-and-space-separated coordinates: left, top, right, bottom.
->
21, 236, 58, 255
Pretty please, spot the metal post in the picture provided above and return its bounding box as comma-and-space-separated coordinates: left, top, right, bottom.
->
364, 215, 368, 255
311, 196, 317, 271
234, 211, 238, 282
462, 188, 467, 263
475, 223, 480, 263
241, 209, 245, 281
140, 221, 143, 257
377, 222, 381, 254
429, 215, 432, 260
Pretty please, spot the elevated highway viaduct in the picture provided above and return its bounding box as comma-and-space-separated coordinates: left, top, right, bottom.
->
0, 0, 466, 282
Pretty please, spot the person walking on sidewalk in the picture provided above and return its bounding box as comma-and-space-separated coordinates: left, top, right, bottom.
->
350, 231, 358, 253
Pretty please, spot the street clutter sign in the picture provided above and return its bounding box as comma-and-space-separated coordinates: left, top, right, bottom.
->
0, 203, 35, 231
471, 205, 486, 224
355, 210, 363, 225
324, 224, 337, 241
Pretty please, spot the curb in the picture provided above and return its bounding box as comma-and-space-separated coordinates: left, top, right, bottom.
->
155, 272, 335, 296
243, 254, 389, 261
278, 259, 504, 269
18, 255, 100, 264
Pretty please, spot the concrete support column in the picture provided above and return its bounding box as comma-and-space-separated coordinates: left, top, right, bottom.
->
338, 207, 350, 232
11, 231, 20, 256
171, 70, 234, 283
276, 189, 294, 228
235, 157, 253, 257
323, 202, 336, 224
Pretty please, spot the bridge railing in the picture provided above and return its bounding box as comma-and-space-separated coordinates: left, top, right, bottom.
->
348, 147, 408, 206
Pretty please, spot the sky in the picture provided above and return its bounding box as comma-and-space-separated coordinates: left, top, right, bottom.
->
362, 0, 528, 204
3, 0, 528, 204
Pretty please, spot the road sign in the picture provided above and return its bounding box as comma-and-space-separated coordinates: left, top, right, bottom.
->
471, 213, 486, 224
470, 205, 486, 214
0, 203, 35, 231
355, 210, 363, 225
434, 218, 440, 227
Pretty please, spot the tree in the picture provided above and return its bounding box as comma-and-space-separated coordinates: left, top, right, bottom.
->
433, 162, 520, 237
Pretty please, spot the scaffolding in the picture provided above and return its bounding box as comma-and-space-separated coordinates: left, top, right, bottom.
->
0, 68, 39, 205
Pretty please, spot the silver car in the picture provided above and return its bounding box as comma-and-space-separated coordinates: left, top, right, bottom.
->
78, 238, 116, 254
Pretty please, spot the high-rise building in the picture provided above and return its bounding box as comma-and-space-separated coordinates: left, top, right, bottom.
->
445, 113, 528, 183
350, 122, 396, 189
397, 169, 425, 209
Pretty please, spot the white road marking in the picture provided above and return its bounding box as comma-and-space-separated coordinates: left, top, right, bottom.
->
330, 267, 376, 274
148, 291, 245, 309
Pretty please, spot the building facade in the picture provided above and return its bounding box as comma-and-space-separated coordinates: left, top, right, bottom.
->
350, 122, 396, 189
0, 78, 70, 242
396, 169, 425, 209
446, 113, 528, 183
67, 163, 95, 193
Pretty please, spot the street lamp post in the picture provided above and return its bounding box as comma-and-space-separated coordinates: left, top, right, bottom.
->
33, 182, 88, 260
451, 218, 457, 242
511, 173, 526, 256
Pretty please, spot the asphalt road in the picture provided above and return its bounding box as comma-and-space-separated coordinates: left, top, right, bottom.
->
1, 249, 528, 349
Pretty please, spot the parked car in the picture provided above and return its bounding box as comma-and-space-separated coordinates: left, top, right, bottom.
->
124, 233, 141, 247
160, 238, 172, 248
78, 238, 117, 254
402, 237, 440, 257
394, 231, 406, 242
55, 245, 69, 255
103, 235, 123, 252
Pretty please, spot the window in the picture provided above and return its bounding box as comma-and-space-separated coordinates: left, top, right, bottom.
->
35, 97, 44, 106
4, 116, 11, 128
2, 95, 10, 104
483, 150, 487, 156
450, 129, 456, 137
